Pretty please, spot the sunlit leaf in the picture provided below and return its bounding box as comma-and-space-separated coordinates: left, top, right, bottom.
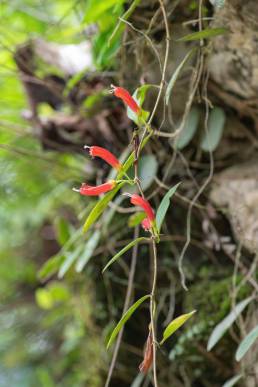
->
160, 310, 196, 345
207, 297, 253, 351
174, 107, 200, 149
102, 237, 148, 273
165, 48, 196, 105
236, 324, 258, 361
222, 374, 243, 387
107, 295, 150, 348
156, 183, 180, 231
177, 28, 227, 42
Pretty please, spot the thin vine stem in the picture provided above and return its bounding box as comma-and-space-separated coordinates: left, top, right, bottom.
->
150, 235, 159, 387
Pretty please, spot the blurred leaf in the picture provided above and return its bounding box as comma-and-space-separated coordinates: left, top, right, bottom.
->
201, 107, 226, 152
174, 107, 200, 149
107, 295, 150, 348
207, 296, 253, 351
58, 245, 83, 278
209, 0, 225, 8
165, 49, 196, 105
177, 28, 227, 41
38, 254, 65, 281
127, 84, 152, 125
160, 310, 196, 345
102, 237, 148, 273
108, 0, 142, 46
84, 0, 125, 23
128, 212, 146, 227
54, 217, 71, 246
236, 324, 258, 361
83, 183, 123, 234
222, 374, 243, 387
156, 183, 180, 231
35, 288, 53, 310
75, 230, 101, 272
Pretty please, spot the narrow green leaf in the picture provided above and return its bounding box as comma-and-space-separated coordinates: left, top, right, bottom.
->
201, 107, 226, 152
58, 245, 83, 278
75, 230, 101, 272
156, 183, 181, 231
54, 217, 71, 246
236, 324, 258, 361
174, 107, 200, 149
108, 0, 142, 46
83, 183, 122, 234
177, 28, 227, 42
84, 0, 125, 23
207, 296, 253, 351
160, 310, 196, 345
102, 237, 148, 273
165, 48, 196, 105
128, 212, 146, 228
222, 374, 243, 387
38, 254, 65, 281
107, 294, 150, 348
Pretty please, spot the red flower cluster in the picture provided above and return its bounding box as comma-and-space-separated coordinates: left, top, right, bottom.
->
74, 146, 120, 196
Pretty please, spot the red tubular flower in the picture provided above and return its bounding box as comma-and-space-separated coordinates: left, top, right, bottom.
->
85, 145, 122, 171
73, 180, 116, 196
111, 85, 141, 114
139, 331, 153, 374
124, 193, 155, 228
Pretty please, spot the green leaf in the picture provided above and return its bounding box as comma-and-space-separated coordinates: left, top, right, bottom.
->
58, 245, 83, 278
38, 254, 65, 281
107, 295, 150, 348
201, 107, 226, 152
174, 107, 200, 149
165, 49, 196, 105
236, 324, 258, 361
102, 237, 148, 273
84, 0, 125, 23
108, 0, 142, 46
222, 374, 243, 387
177, 28, 227, 42
160, 310, 196, 345
128, 212, 146, 227
54, 217, 71, 246
156, 183, 180, 231
75, 230, 101, 272
207, 296, 253, 351
83, 183, 123, 234
127, 84, 152, 125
